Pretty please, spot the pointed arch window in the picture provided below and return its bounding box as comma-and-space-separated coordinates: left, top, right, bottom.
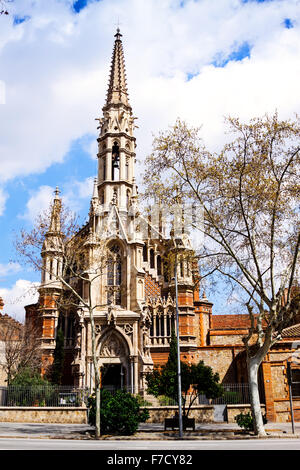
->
112, 141, 120, 181
107, 244, 122, 305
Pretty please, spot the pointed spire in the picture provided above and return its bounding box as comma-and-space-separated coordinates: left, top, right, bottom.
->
105, 28, 130, 107
49, 186, 62, 233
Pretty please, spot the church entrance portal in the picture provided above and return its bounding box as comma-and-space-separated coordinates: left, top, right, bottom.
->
101, 363, 126, 391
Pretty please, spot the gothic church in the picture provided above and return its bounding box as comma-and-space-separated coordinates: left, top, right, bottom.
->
25, 31, 300, 423
25, 29, 208, 394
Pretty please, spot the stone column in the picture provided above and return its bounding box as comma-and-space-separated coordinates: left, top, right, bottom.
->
134, 356, 139, 394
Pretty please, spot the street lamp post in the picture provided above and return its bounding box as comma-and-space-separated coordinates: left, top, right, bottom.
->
174, 251, 183, 438
287, 361, 295, 434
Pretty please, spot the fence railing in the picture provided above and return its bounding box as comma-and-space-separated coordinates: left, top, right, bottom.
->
210, 383, 253, 405
0, 383, 266, 407
0, 386, 90, 407
141, 383, 263, 407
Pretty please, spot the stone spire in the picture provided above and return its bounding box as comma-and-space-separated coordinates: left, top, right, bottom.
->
49, 186, 62, 234
105, 28, 130, 108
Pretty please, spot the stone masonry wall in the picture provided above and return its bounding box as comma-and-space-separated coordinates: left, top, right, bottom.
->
141, 406, 214, 423
0, 407, 88, 424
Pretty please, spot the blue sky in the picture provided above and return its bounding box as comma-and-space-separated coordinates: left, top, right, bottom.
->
0, 0, 300, 320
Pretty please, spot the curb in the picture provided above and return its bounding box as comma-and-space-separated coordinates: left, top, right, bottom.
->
99, 432, 300, 441
0, 434, 299, 441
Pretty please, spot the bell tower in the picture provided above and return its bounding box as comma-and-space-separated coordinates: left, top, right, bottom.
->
97, 28, 137, 215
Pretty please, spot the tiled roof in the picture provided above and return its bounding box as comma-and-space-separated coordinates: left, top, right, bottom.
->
281, 323, 300, 338
211, 314, 300, 339
145, 272, 161, 300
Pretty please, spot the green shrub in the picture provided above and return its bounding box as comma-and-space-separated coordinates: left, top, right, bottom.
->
235, 411, 267, 432
87, 389, 149, 435
158, 395, 176, 406
134, 394, 152, 407
235, 412, 254, 431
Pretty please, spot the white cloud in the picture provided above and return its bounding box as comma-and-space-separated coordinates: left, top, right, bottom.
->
20, 185, 54, 224
0, 262, 21, 278
0, 0, 300, 187
20, 178, 95, 225
0, 279, 39, 322
0, 188, 8, 216
62, 176, 94, 213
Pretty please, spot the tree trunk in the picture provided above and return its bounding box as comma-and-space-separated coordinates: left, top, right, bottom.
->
89, 306, 101, 439
248, 356, 266, 436
95, 386, 101, 439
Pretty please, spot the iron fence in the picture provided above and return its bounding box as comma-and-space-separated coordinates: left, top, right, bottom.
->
0, 383, 268, 407
210, 383, 255, 405
141, 384, 262, 406
0, 386, 90, 407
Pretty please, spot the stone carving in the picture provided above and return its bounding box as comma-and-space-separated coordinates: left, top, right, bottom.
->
100, 334, 124, 357
142, 326, 151, 358
95, 324, 102, 335
140, 306, 152, 358
123, 323, 133, 335
107, 305, 117, 326
141, 306, 152, 326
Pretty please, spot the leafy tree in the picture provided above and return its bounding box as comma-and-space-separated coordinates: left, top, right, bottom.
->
10, 367, 51, 387
143, 113, 300, 435
8, 368, 56, 407
146, 330, 222, 417
87, 389, 149, 435
49, 328, 65, 385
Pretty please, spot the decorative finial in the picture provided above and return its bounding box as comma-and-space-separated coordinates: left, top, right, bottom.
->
115, 27, 122, 41
54, 186, 60, 199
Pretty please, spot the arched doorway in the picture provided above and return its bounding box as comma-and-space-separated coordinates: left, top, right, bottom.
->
101, 363, 126, 391
99, 330, 130, 392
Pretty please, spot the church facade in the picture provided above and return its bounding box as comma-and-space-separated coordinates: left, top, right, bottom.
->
25, 29, 207, 395
25, 30, 300, 422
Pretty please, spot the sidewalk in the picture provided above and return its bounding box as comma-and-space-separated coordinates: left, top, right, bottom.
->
0, 421, 299, 440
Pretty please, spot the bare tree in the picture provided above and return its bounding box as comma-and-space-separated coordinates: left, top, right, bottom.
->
0, 0, 10, 15
143, 113, 300, 436
0, 316, 41, 384
14, 195, 108, 439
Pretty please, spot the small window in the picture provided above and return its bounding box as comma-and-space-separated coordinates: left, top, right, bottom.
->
292, 369, 300, 397
157, 255, 162, 275
103, 158, 106, 180
143, 244, 148, 262
150, 249, 155, 269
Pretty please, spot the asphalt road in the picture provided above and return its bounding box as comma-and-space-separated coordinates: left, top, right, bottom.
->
0, 437, 299, 450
